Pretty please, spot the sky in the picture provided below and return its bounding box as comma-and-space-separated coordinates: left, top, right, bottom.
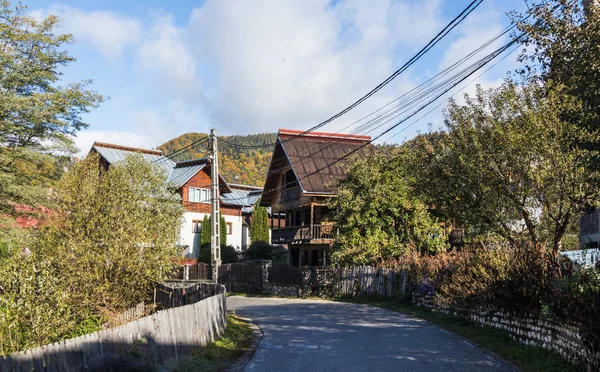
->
24, 0, 531, 155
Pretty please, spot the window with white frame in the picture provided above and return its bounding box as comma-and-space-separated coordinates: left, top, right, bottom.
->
189, 187, 210, 203
192, 220, 202, 233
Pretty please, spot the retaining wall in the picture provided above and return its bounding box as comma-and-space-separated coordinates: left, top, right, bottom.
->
0, 284, 227, 371
412, 294, 594, 368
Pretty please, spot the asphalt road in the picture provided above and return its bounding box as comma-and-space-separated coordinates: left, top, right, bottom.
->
227, 296, 515, 372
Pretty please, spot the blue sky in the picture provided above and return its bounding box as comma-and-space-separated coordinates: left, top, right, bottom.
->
25, 0, 529, 155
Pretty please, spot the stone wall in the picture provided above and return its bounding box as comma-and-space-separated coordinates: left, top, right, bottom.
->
262, 283, 301, 297
412, 294, 593, 367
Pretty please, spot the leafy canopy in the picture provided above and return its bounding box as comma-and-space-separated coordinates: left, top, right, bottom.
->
0, 154, 183, 353
250, 203, 270, 244
0, 1, 104, 222
329, 149, 445, 265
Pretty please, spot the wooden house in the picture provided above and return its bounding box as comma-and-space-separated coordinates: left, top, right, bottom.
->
260, 129, 371, 266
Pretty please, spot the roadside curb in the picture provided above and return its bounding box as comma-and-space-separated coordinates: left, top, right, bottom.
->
227, 313, 263, 372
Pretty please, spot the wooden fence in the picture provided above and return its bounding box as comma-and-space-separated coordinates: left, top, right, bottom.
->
337, 266, 408, 297
218, 263, 263, 294
155, 281, 220, 310
170, 263, 211, 281
0, 284, 226, 371
268, 264, 302, 285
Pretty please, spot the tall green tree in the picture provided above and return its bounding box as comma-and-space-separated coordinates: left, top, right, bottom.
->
329, 149, 445, 265
199, 213, 227, 263
0, 1, 104, 231
513, 0, 600, 144
250, 204, 270, 244
432, 82, 600, 256
0, 153, 183, 354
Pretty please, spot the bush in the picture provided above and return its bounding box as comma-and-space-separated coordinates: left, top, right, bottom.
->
245, 242, 274, 260
200, 245, 238, 264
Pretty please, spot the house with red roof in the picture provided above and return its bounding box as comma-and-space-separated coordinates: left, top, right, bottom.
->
260, 129, 372, 266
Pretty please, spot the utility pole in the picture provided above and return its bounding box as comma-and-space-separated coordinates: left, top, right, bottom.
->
209, 128, 221, 282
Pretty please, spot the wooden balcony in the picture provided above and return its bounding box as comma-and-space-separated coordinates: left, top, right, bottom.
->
272, 224, 335, 244
282, 186, 301, 203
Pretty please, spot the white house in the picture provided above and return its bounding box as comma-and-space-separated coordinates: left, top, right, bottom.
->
89, 142, 247, 258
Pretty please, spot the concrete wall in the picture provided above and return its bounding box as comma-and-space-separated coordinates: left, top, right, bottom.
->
180, 211, 244, 256
0, 286, 227, 371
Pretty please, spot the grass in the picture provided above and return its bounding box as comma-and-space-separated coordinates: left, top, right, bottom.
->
337, 296, 579, 372
173, 314, 255, 372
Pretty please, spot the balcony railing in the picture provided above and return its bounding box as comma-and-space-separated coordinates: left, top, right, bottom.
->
281, 186, 301, 202
272, 224, 335, 244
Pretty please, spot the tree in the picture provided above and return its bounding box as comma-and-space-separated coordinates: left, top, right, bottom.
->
0, 153, 183, 353
513, 0, 600, 148
199, 213, 227, 263
199, 215, 210, 262
250, 204, 270, 244
0, 1, 103, 245
436, 82, 600, 257
329, 149, 445, 266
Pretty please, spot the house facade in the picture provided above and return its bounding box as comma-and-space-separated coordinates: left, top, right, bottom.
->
260, 129, 371, 266
89, 142, 244, 257
580, 207, 600, 249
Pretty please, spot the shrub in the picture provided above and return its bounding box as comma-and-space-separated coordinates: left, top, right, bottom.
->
246, 242, 274, 260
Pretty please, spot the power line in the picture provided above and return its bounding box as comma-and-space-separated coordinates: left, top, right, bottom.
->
153, 136, 209, 164
222, 30, 526, 204
218, 0, 485, 150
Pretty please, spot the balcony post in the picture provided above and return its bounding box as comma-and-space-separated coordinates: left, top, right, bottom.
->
310, 203, 314, 239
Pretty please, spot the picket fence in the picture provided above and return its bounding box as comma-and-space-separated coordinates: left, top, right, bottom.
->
0, 284, 226, 371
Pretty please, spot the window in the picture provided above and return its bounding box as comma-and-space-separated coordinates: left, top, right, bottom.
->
192, 220, 202, 233
189, 187, 210, 203
226, 222, 233, 235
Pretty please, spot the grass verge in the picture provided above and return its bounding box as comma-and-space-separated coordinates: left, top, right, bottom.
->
173, 314, 255, 372
337, 296, 578, 372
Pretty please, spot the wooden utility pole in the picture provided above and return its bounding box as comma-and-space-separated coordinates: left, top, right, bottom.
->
209, 129, 221, 282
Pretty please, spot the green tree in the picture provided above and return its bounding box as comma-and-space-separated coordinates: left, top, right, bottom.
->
513, 0, 600, 135
436, 82, 600, 257
199, 213, 227, 263
220, 213, 227, 247
0, 1, 104, 220
0, 153, 183, 354
199, 215, 210, 262
250, 204, 270, 244
329, 149, 445, 265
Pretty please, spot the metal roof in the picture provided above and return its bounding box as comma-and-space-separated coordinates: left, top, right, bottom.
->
560, 249, 600, 268
92, 145, 175, 177
167, 164, 207, 188
221, 188, 262, 207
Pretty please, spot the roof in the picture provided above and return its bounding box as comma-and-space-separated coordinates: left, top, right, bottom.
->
221, 188, 262, 207
560, 249, 600, 268
91, 142, 175, 177
90, 142, 230, 192
277, 128, 371, 193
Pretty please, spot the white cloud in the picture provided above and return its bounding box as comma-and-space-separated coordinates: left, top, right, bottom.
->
73, 130, 158, 157
49, 5, 142, 62
137, 12, 207, 105
187, 0, 444, 135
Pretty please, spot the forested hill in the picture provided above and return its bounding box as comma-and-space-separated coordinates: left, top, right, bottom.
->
158, 132, 277, 187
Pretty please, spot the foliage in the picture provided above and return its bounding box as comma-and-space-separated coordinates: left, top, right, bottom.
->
174, 315, 254, 372
158, 132, 277, 186
246, 242, 274, 260
0, 153, 183, 354
0, 1, 104, 218
198, 213, 228, 263
407, 82, 600, 259
220, 245, 238, 264
250, 203, 270, 244
512, 0, 600, 137
329, 148, 445, 265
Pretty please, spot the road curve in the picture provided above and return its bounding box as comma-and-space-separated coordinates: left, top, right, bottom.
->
227, 296, 515, 372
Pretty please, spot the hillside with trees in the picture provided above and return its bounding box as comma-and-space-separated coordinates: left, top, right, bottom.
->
158, 133, 277, 187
